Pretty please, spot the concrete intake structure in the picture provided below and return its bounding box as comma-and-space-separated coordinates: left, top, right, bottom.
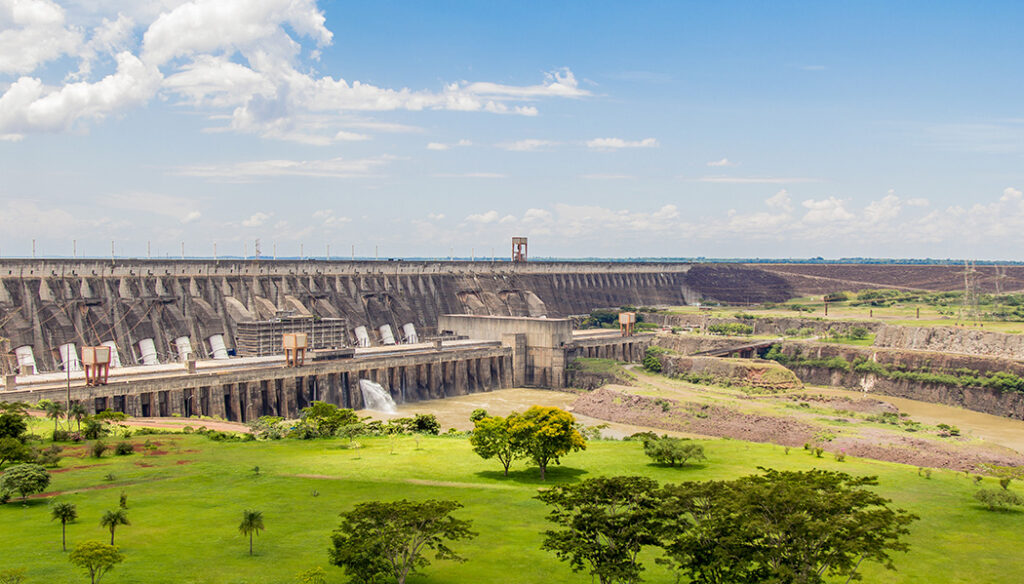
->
0, 326, 652, 421
0, 259, 792, 374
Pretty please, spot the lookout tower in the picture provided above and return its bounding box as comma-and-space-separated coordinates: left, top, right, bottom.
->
512, 237, 528, 262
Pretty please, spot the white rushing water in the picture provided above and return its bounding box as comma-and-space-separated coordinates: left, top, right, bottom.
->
359, 379, 398, 413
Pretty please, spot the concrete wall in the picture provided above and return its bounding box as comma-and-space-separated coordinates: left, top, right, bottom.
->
0, 259, 793, 373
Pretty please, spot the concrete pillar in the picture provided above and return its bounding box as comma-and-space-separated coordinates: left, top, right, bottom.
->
229, 384, 243, 422
125, 394, 142, 417
502, 333, 526, 387
349, 371, 364, 410
482, 357, 493, 390
455, 359, 469, 396
208, 385, 227, 419
427, 362, 441, 399
168, 389, 185, 416
551, 349, 567, 389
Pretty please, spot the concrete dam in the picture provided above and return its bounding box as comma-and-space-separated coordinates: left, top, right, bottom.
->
0, 259, 792, 374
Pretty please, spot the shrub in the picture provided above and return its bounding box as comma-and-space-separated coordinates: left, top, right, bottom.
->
36, 445, 63, 467
642, 435, 706, 467
707, 323, 754, 336
91, 441, 108, 459
114, 442, 134, 456
52, 429, 71, 442
975, 488, 1024, 511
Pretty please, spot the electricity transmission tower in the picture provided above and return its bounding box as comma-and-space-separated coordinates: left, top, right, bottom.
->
959, 260, 981, 322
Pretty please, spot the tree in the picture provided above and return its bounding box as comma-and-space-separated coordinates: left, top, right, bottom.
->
239, 509, 265, 555
69, 403, 87, 432
329, 499, 476, 584
642, 436, 706, 467
470, 415, 521, 476
44, 400, 66, 433
0, 412, 27, 440
69, 541, 124, 584
974, 488, 1024, 511
300, 402, 360, 438
0, 437, 32, 469
0, 463, 51, 502
660, 468, 917, 584
52, 501, 78, 551
508, 406, 586, 480
537, 476, 665, 584
99, 509, 129, 545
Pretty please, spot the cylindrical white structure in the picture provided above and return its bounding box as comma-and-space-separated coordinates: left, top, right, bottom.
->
208, 334, 229, 360
379, 324, 396, 345
59, 343, 81, 372
138, 338, 159, 365
175, 336, 194, 361
402, 323, 418, 344
14, 345, 36, 373
101, 341, 122, 368
354, 326, 371, 348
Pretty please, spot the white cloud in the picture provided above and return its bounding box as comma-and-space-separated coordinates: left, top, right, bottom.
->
0, 1, 589, 141
765, 189, 793, 212
0, 0, 83, 74
906, 197, 930, 207
466, 210, 500, 224
461, 68, 589, 99
580, 173, 633, 180
312, 209, 350, 227
426, 213, 445, 220
802, 197, 855, 223
427, 139, 471, 151
1000, 187, 1022, 202
498, 139, 555, 151
242, 212, 270, 227
176, 155, 394, 181
864, 192, 902, 223
0, 52, 162, 139
523, 208, 552, 223
586, 137, 659, 150
706, 157, 737, 167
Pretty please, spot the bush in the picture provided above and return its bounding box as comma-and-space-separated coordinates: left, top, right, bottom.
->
91, 441, 108, 458
114, 442, 134, 456
975, 488, 1024, 511
35, 445, 63, 467
707, 323, 754, 335
52, 429, 71, 442
642, 435, 706, 467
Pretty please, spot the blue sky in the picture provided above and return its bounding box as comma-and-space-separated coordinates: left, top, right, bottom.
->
1, 0, 1023, 259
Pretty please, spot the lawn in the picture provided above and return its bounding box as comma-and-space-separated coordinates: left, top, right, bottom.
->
3, 429, 1024, 583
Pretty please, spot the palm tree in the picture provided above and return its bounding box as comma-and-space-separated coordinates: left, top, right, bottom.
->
99, 509, 129, 545
44, 401, 66, 433
238, 509, 265, 556
51, 501, 78, 551
69, 403, 87, 432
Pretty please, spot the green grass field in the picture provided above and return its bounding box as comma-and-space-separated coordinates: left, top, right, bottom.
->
4, 427, 1024, 583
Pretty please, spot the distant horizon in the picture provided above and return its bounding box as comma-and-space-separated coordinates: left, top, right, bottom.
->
1, 255, 1021, 266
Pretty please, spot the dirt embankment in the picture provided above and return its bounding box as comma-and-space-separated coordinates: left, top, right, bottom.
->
875, 324, 1024, 360
659, 356, 802, 391
650, 333, 752, 355
573, 388, 817, 446
572, 388, 1024, 472
779, 342, 1024, 420
645, 313, 879, 337
567, 370, 623, 390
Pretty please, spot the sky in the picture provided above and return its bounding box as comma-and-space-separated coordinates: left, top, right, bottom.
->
1, 0, 1024, 260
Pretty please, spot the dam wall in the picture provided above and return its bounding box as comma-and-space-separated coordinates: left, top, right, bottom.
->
0, 259, 791, 373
